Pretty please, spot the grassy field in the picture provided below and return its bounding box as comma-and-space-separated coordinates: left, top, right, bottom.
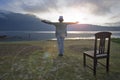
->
0, 39, 120, 80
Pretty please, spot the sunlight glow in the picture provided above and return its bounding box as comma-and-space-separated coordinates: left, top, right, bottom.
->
35, 7, 108, 25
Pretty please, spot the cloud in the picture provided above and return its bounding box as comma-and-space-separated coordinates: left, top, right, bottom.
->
105, 14, 120, 26
0, 0, 120, 26
105, 21, 120, 26
20, 0, 59, 13
0, 0, 12, 5
0, 0, 120, 15
64, 0, 120, 15
19, 0, 120, 16
0, 0, 24, 12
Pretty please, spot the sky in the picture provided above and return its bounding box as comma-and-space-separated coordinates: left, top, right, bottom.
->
0, 0, 120, 26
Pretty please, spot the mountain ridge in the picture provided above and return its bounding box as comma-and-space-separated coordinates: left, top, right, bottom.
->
0, 10, 120, 31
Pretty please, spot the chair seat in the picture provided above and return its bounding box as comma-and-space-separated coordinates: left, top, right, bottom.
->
84, 51, 107, 58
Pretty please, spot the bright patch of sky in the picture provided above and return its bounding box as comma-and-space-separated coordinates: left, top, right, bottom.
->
0, 0, 120, 26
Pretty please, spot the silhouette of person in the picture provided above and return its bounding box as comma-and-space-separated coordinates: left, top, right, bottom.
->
41, 16, 78, 56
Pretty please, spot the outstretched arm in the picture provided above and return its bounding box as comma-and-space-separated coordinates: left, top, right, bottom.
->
65, 21, 79, 25
41, 19, 53, 24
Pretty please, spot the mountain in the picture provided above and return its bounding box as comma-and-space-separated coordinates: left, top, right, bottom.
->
68, 24, 120, 31
0, 10, 120, 31
0, 10, 55, 31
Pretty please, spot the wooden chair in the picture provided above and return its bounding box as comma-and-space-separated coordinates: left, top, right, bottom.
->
83, 32, 112, 76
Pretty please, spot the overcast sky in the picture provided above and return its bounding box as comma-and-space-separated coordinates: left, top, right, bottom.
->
0, 0, 120, 26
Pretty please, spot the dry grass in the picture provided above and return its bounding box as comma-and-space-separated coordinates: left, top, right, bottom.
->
0, 39, 120, 80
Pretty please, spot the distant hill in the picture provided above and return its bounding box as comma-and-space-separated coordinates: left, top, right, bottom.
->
0, 10, 120, 31
0, 10, 55, 31
68, 24, 120, 31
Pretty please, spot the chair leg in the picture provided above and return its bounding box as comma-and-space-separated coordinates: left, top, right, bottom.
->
83, 53, 86, 67
93, 59, 97, 76
106, 57, 109, 73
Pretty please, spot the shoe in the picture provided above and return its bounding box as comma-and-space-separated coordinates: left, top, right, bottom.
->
58, 54, 63, 56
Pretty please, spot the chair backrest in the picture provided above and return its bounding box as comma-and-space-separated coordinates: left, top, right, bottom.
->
94, 32, 112, 56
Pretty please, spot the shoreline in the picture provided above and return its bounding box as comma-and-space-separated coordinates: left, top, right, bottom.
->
0, 31, 120, 42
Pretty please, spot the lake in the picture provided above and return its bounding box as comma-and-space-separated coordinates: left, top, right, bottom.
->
0, 31, 120, 41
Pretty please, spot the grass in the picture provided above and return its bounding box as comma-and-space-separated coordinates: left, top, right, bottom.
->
0, 39, 120, 80
112, 38, 120, 44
